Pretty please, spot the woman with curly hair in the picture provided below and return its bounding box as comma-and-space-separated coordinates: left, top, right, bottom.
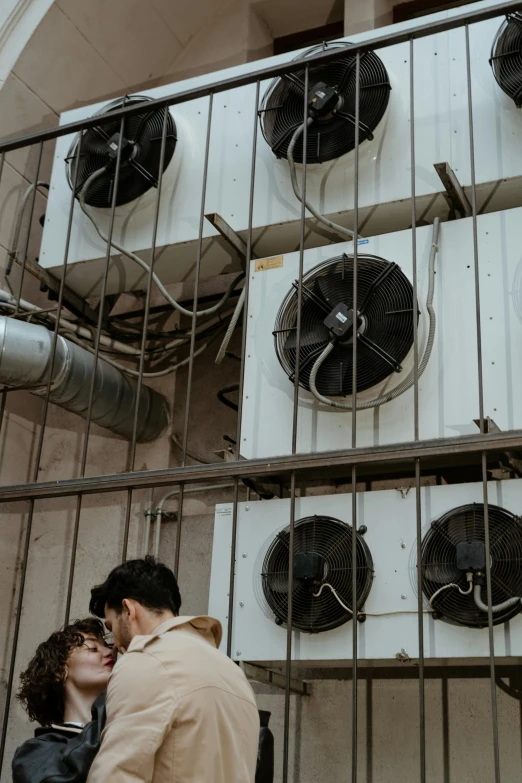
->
12, 617, 115, 783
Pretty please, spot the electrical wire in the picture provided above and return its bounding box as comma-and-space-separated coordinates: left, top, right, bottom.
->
62, 330, 209, 378
313, 582, 433, 616
215, 286, 245, 364
170, 432, 215, 464
429, 579, 473, 609
287, 119, 357, 241
79, 168, 245, 319
308, 218, 441, 410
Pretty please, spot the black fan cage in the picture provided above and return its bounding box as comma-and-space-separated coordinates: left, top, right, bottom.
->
66, 95, 177, 208
490, 13, 522, 107
421, 503, 522, 628
261, 515, 373, 633
260, 41, 390, 163
274, 254, 416, 397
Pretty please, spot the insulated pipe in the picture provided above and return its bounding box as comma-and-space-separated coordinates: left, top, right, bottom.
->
0, 316, 169, 442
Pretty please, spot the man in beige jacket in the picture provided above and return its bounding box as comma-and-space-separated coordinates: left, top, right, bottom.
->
86, 556, 259, 783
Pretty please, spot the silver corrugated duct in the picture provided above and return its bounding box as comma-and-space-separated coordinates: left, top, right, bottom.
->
0, 316, 169, 442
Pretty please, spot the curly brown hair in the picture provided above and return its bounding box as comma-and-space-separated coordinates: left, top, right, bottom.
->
17, 618, 107, 726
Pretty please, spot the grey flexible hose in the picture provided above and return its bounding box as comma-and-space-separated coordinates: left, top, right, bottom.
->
473, 584, 521, 614
79, 168, 244, 319
287, 120, 357, 241
215, 286, 245, 364
309, 218, 441, 410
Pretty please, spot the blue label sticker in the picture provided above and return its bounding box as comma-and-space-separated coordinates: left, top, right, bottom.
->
357, 239, 369, 245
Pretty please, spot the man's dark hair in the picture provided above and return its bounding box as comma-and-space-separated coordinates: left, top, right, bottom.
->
17, 618, 106, 726
90, 556, 182, 618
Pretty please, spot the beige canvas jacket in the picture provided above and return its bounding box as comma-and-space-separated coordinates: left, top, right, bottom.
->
86, 616, 259, 783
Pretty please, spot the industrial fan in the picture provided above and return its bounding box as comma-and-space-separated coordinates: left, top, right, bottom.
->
66, 95, 177, 208
261, 515, 373, 633
260, 41, 390, 163
273, 254, 416, 397
490, 14, 522, 106
422, 503, 522, 628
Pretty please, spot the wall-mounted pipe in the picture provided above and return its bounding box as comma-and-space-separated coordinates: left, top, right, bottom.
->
0, 316, 169, 442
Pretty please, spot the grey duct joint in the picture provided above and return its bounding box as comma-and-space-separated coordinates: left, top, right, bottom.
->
0, 317, 169, 442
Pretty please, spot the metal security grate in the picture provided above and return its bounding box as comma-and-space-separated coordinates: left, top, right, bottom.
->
0, 3, 522, 782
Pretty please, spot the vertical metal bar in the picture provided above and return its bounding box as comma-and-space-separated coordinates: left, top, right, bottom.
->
64, 498, 82, 623
128, 106, 170, 470
282, 471, 297, 783
410, 36, 426, 783
180, 94, 213, 467
227, 82, 260, 659
283, 64, 308, 783
0, 498, 35, 772
465, 23, 500, 780
174, 483, 184, 577
234, 80, 260, 458
14, 142, 43, 315
351, 464, 358, 782
351, 51, 361, 783
465, 25, 485, 433
120, 105, 170, 563
78, 115, 126, 476
290, 64, 309, 455
226, 477, 239, 657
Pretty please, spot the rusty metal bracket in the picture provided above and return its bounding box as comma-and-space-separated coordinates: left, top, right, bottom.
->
473, 417, 522, 476
205, 213, 256, 271
434, 162, 472, 218
239, 661, 311, 696
12, 255, 100, 326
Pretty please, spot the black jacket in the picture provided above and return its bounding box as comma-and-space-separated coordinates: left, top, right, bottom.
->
11, 693, 105, 783
12, 696, 273, 783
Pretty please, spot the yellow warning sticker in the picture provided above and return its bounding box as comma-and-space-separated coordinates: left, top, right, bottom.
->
255, 255, 283, 272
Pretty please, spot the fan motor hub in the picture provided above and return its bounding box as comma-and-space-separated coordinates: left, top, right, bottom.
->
293, 551, 326, 587
307, 81, 342, 121
456, 540, 486, 572
106, 132, 137, 163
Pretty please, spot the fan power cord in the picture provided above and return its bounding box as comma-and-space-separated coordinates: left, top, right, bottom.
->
215, 285, 245, 364
313, 582, 352, 613
313, 581, 433, 616
473, 584, 521, 614
429, 573, 473, 609
287, 120, 357, 241
79, 168, 244, 319
308, 217, 441, 410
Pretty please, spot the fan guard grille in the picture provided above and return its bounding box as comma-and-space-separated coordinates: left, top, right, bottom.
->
66, 95, 177, 208
261, 515, 373, 633
421, 503, 522, 628
260, 42, 390, 163
274, 254, 416, 397
491, 14, 522, 107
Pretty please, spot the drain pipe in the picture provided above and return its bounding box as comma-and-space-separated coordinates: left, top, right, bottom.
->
0, 316, 169, 442
145, 483, 236, 558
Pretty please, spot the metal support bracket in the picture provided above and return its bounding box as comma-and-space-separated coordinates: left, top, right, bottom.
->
473, 416, 522, 476
12, 255, 100, 326
239, 661, 311, 696
205, 212, 256, 271
434, 161, 472, 218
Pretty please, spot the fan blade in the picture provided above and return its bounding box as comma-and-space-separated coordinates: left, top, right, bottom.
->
335, 56, 357, 93
282, 72, 306, 92
316, 273, 350, 310
424, 561, 460, 585
264, 571, 291, 594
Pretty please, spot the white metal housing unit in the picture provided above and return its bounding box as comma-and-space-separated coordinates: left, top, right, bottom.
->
240, 206, 522, 459
209, 479, 522, 667
40, 0, 522, 296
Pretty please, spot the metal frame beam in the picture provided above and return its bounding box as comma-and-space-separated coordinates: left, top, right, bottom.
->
0, 429, 521, 502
